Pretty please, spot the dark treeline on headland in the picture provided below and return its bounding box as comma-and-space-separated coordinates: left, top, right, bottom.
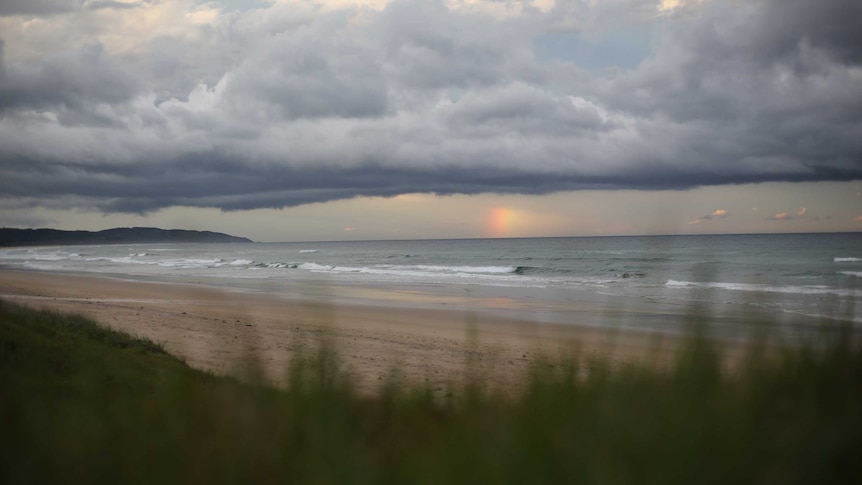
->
0, 227, 253, 247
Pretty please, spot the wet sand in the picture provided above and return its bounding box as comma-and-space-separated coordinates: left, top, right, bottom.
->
1, 269, 682, 393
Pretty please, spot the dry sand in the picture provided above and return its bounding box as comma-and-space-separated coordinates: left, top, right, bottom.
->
1, 269, 680, 394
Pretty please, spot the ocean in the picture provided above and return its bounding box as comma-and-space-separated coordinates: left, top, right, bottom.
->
2, 233, 860, 339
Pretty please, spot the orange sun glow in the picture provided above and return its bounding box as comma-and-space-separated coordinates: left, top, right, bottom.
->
488, 207, 516, 237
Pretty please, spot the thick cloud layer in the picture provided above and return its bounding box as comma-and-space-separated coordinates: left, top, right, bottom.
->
0, 0, 860, 213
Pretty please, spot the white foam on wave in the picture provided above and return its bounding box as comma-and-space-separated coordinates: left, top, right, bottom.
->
840, 271, 862, 278
293, 263, 519, 276
21, 262, 62, 271
558, 275, 623, 289
7, 251, 261, 272
264, 262, 298, 269
387, 264, 518, 274
92, 256, 148, 265
22, 250, 82, 262
156, 258, 223, 269
298, 262, 335, 271
666, 279, 862, 297
835, 257, 861, 262
282, 261, 554, 287
299, 249, 318, 253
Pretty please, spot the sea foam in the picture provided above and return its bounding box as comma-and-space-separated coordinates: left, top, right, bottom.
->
666, 279, 861, 297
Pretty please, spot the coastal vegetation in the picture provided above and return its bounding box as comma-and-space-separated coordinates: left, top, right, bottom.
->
0, 227, 252, 247
1, 300, 860, 484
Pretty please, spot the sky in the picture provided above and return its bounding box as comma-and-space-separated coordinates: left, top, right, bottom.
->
0, 0, 860, 242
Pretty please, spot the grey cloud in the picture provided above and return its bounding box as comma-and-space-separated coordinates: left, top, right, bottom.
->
376, 0, 529, 91
3, 139, 853, 214
225, 14, 389, 121
0, 42, 139, 122
604, 0, 862, 116
751, 0, 862, 66
136, 35, 242, 106
598, 0, 862, 178
0, 0, 860, 214
0, 0, 84, 17
85, 1, 142, 11
442, 83, 612, 136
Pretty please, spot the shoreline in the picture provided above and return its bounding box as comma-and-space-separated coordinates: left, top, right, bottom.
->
0, 268, 691, 393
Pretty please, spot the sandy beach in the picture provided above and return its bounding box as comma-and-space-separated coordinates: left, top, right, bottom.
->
0, 268, 686, 393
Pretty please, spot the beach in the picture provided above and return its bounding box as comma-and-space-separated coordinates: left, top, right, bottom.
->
0, 268, 683, 393
3, 233, 859, 391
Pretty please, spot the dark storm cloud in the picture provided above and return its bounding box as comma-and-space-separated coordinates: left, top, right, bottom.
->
0, 0, 860, 214
751, 0, 862, 66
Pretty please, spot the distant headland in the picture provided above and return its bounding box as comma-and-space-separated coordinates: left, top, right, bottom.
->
0, 227, 254, 247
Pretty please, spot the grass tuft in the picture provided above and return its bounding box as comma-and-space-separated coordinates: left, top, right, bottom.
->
2, 299, 861, 484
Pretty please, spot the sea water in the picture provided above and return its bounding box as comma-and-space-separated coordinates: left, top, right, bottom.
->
2, 233, 860, 338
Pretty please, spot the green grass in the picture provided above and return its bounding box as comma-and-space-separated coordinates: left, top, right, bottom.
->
1, 299, 861, 484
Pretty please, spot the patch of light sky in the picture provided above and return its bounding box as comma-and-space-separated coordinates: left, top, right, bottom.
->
532, 26, 654, 69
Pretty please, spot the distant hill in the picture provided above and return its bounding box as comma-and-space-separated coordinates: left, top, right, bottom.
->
0, 227, 253, 247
